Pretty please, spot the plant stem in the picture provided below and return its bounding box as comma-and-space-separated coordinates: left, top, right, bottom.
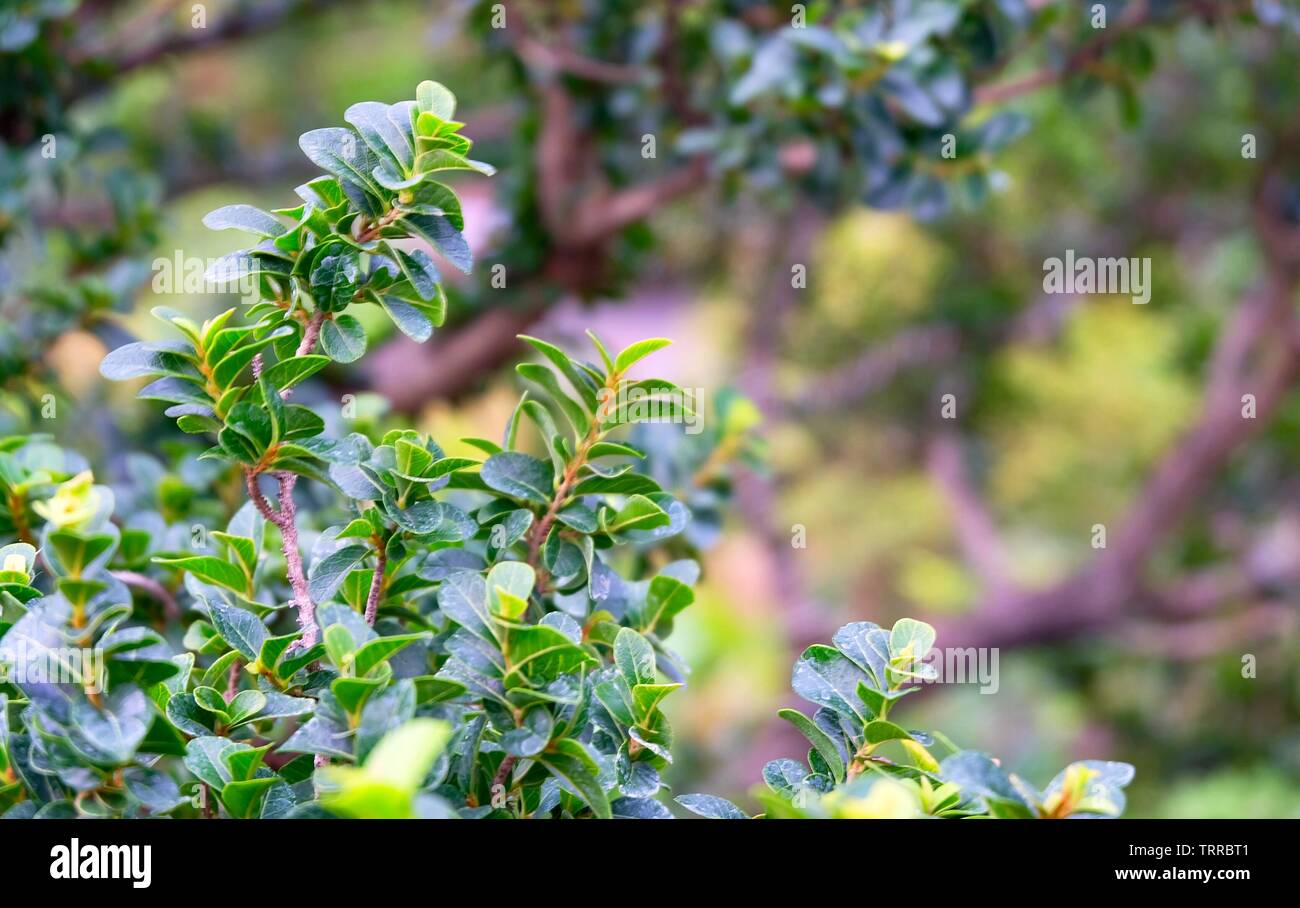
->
357, 207, 401, 243
525, 385, 613, 568
296, 310, 326, 359
110, 569, 180, 620
238, 309, 328, 648
226, 659, 240, 700
242, 468, 316, 648
363, 543, 387, 626
275, 471, 317, 647
9, 493, 33, 546
492, 755, 517, 792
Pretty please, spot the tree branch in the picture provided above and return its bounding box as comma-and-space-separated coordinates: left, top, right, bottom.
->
938, 267, 1300, 650
75, 0, 353, 80
796, 325, 959, 412
925, 433, 1014, 596
567, 159, 710, 247
111, 569, 180, 621
512, 35, 652, 85
361, 304, 547, 408
973, 0, 1241, 106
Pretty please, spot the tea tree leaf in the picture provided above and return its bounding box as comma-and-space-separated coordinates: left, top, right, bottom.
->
675, 793, 748, 819
778, 708, 846, 783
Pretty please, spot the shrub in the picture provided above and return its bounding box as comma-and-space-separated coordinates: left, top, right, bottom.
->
0, 82, 1131, 819
680, 617, 1135, 819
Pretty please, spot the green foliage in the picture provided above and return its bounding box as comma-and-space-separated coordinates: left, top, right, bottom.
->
0, 79, 1131, 820
677, 617, 1134, 819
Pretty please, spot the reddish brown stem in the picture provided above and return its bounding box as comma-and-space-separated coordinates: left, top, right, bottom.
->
363, 545, 387, 626
275, 471, 317, 648
527, 429, 599, 568
226, 659, 241, 701
244, 469, 279, 523
241, 467, 316, 647
492, 755, 517, 792
239, 310, 327, 649
111, 569, 181, 621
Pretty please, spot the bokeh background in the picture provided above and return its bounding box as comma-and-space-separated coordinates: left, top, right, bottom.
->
5, 0, 1300, 816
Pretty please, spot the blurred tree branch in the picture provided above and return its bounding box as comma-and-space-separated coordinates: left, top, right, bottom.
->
974, 0, 1244, 106
936, 165, 1300, 649
71, 0, 355, 89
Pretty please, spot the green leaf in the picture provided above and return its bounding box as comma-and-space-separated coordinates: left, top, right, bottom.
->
379, 296, 434, 342
501, 707, 554, 757
675, 793, 748, 819
184, 737, 232, 789
211, 532, 257, 577
308, 544, 370, 604
298, 127, 384, 211
99, 342, 198, 382
193, 685, 230, 719
939, 751, 1030, 810
602, 495, 670, 534
47, 531, 115, 577
641, 575, 694, 632
324, 623, 357, 669
154, 555, 248, 594
538, 741, 611, 819
436, 571, 492, 641
890, 617, 936, 662
207, 598, 269, 661
416, 80, 457, 119
778, 708, 846, 783
614, 338, 672, 373
586, 441, 644, 459
502, 624, 597, 687
516, 363, 590, 435
632, 682, 681, 722
333, 676, 386, 715
791, 644, 871, 722
320, 314, 367, 363
260, 355, 329, 392
487, 561, 535, 616
400, 214, 472, 273
586, 330, 614, 372
614, 627, 656, 687
344, 101, 414, 171
518, 335, 599, 410
311, 250, 361, 312
480, 452, 552, 504
863, 720, 914, 744
319, 719, 453, 819
212, 329, 293, 388
253, 635, 295, 676
354, 632, 430, 678
202, 204, 286, 238
593, 678, 637, 726
223, 742, 274, 783
167, 693, 215, 737
227, 690, 268, 726
571, 474, 662, 497
220, 777, 278, 819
